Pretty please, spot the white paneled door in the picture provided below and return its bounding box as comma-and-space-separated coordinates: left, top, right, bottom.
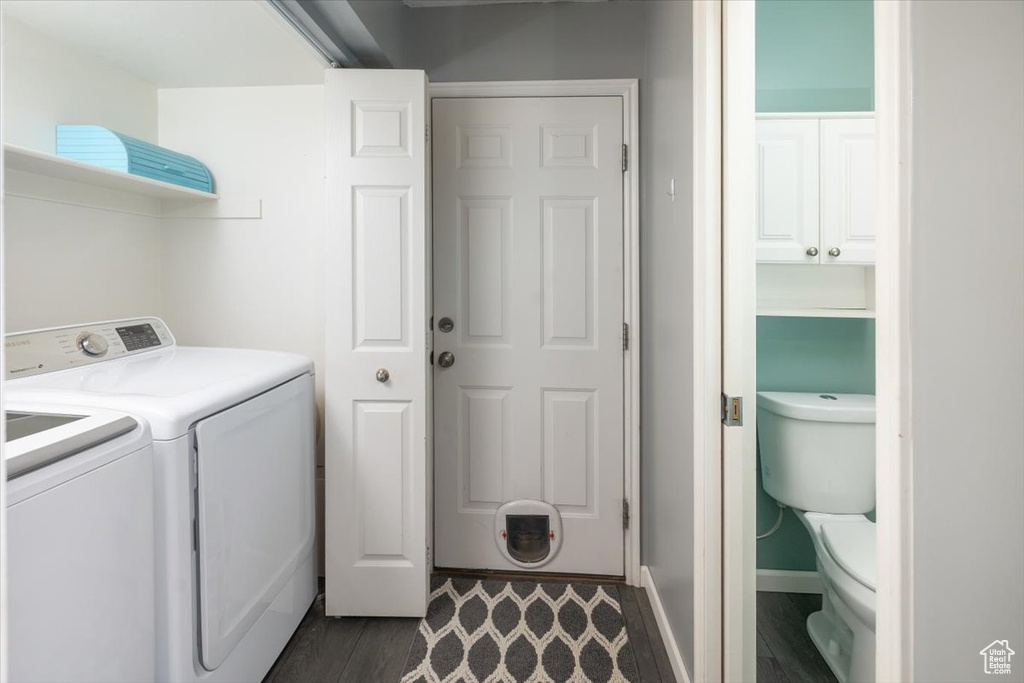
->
325, 70, 430, 617
432, 97, 625, 575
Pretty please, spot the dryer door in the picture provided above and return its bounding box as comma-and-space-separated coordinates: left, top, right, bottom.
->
194, 374, 314, 671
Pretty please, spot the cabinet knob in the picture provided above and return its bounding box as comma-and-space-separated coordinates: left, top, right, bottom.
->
376, 368, 390, 383
828, 247, 841, 258
806, 246, 819, 257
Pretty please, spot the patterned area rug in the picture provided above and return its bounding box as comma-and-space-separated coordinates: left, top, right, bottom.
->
401, 576, 640, 683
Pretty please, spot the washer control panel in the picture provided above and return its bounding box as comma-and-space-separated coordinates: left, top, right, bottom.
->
5, 317, 175, 380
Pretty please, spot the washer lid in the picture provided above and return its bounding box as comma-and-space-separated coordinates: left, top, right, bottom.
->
822, 521, 877, 591
6, 347, 313, 439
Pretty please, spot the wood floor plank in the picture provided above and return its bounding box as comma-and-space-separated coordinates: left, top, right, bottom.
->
339, 617, 421, 683
756, 628, 773, 658
263, 595, 368, 683
618, 587, 664, 682
786, 592, 823, 620
634, 587, 676, 683
757, 655, 792, 683
756, 592, 837, 683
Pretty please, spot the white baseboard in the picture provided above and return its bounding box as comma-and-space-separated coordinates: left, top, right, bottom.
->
756, 569, 823, 594
640, 565, 691, 683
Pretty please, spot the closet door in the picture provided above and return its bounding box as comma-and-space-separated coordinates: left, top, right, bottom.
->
755, 119, 820, 263
820, 117, 876, 264
325, 70, 430, 617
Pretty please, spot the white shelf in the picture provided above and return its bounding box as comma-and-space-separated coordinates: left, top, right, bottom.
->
3, 143, 219, 201
757, 308, 876, 319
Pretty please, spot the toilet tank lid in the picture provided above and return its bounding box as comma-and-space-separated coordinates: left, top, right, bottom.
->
756, 392, 875, 423
822, 522, 876, 591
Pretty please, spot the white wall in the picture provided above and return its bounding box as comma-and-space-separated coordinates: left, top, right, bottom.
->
3, 198, 161, 331
909, 2, 1024, 681
640, 0, 696, 675
396, 1, 646, 82
1, 17, 157, 153
157, 84, 327, 570
1, 15, 161, 332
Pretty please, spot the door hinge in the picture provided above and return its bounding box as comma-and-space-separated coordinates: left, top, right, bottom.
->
622, 499, 630, 530
425, 124, 430, 143
622, 322, 629, 351
722, 394, 744, 426
622, 144, 628, 173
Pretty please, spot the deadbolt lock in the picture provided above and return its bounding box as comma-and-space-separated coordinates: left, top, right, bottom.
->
438, 317, 454, 333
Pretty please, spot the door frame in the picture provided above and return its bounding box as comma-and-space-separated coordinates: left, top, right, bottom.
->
427, 79, 642, 586
697, 1, 913, 681
691, 2, 724, 681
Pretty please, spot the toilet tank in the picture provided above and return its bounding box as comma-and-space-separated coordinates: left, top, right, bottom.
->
757, 392, 875, 514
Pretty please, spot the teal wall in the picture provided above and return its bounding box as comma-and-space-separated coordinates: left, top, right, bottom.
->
756, 317, 875, 570
756, 0, 874, 113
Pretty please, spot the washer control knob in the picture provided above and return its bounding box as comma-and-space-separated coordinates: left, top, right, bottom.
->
78, 332, 109, 357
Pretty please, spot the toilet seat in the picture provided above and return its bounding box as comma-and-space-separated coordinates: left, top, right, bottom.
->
822, 521, 876, 591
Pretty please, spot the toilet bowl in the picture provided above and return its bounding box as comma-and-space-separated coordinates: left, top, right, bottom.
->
757, 392, 877, 683
796, 511, 876, 683
494, 500, 563, 568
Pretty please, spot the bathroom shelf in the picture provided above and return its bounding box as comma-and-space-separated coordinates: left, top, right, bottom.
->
3, 143, 219, 201
757, 308, 876, 319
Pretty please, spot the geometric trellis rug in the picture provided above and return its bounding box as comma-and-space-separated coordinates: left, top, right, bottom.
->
401, 576, 640, 683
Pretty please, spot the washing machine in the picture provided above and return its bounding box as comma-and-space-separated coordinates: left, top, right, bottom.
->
5, 317, 317, 683
6, 403, 155, 683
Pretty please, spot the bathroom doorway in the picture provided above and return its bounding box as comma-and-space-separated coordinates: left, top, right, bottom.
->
694, 1, 912, 680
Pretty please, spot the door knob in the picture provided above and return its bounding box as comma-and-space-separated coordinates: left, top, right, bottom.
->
376, 368, 390, 383
828, 247, 841, 258
438, 317, 455, 333
437, 352, 455, 368
806, 246, 819, 257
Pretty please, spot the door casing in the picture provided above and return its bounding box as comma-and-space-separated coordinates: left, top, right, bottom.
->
428, 79, 641, 586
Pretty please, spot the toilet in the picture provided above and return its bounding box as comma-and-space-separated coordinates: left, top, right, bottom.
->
757, 391, 877, 683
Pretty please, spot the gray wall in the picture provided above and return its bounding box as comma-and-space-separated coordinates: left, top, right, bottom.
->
909, 2, 1024, 681
341, 0, 698, 669
640, 0, 695, 674
345, 0, 408, 67
389, 0, 646, 82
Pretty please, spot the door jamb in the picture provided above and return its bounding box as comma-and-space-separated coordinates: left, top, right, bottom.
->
708, 2, 913, 681
873, 1, 914, 679
427, 79, 642, 586
692, 2, 724, 681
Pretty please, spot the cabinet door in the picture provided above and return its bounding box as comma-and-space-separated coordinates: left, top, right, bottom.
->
755, 119, 820, 263
821, 118, 876, 264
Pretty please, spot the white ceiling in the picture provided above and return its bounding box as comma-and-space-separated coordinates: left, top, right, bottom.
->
0, 0, 328, 88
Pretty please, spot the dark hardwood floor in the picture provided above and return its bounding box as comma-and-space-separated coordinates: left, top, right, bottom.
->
757, 591, 838, 683
263, 577, 676, 683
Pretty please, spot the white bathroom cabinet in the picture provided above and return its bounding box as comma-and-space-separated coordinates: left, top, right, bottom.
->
756, 115, 876, 265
